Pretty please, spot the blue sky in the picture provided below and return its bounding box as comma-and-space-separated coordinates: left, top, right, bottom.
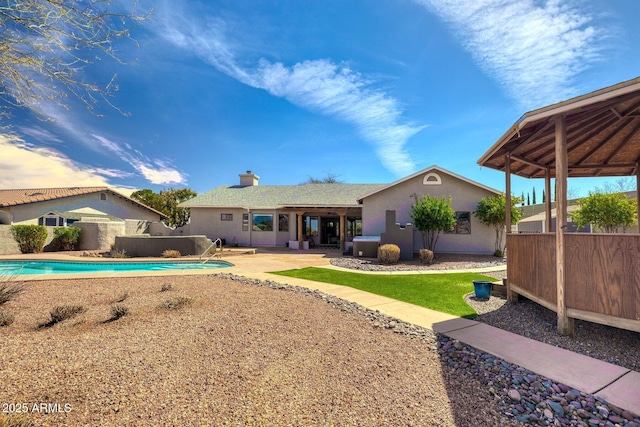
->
2, 0, 639, 199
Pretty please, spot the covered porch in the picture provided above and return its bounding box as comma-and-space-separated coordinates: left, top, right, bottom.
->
478, 76, 640, 336
280, 206, 363, 250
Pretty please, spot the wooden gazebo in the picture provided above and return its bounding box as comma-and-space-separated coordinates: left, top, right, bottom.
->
478, 76, 640, 336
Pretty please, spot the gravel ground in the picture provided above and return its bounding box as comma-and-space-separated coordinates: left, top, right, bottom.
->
0, 274, 516, 426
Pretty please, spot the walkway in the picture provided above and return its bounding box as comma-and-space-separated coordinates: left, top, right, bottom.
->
222, 251, 640, 416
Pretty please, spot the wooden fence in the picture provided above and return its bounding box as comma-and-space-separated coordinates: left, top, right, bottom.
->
507, 233, 640, 333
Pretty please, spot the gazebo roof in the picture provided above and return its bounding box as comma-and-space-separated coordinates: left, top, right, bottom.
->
478, 76, 640, 179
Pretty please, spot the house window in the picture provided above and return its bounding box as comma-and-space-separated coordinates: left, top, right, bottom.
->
252, 214, 273, 231
99, 192, 107, 201
221, 214, 233, 221
242, 214, 249, 231
305, 216, 318, 236
278, 214, 289, 232
423, 172, 442, 185
346, 217, 362, 240
39, 214, 64, 226
446, 211, 471, 234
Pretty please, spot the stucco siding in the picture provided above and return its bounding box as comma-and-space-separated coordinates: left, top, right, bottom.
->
362, 171, 499, 254
188, 208, 295, 247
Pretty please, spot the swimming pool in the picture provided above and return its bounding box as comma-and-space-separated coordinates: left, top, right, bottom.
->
0, 260, 232, 275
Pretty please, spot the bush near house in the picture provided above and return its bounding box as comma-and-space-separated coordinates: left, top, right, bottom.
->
378, 244, 400, 264
52, 226, 81, 251
474, 194, 522, 257
409, 194, 456, 252
10, 225, 48, 254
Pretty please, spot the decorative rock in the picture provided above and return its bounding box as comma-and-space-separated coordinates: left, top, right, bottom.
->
548, 401, 565, 417
566, 390, 580, 401
597, 406, 610, 418
608, 414, 623, 423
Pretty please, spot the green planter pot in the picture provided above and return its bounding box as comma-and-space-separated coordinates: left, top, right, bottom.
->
473, 280, 493, 300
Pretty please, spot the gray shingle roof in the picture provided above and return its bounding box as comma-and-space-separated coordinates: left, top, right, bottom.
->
181, 183, 387, 209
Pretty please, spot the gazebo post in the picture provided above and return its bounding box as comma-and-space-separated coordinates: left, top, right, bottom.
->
545, 167, 552, 233
555, 114, 574, 336
505, 153, 517, 301
636, 161, 640, 217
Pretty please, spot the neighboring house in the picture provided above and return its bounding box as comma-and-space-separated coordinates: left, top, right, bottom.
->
0, 187, 165, 225
182, 167, 502, 254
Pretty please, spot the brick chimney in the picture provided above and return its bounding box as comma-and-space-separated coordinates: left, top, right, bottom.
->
239, 170, 260, 186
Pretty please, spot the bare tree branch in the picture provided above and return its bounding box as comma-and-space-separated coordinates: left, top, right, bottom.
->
0, 0, 151, 119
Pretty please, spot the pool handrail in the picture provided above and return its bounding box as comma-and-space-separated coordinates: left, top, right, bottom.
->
199, 238, 223, 264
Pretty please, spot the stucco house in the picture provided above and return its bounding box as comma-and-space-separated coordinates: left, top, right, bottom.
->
182, 166, 502, 255
357, 166, 502, 254
0, 187, 165, 225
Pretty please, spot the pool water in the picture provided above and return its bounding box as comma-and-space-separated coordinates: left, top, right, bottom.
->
0, 260, 232, 275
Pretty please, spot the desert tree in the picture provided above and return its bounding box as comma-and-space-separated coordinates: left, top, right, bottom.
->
409, 194, 456, 252
571, 191, 637, 233
303, 172, 343, 184
131, 188, 197, 228
474, 194, 522, 257
0, 0, 150, 118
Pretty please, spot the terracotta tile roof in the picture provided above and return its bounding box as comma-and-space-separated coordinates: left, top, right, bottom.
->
0, 187, 166, 218
0, 187, 110, 207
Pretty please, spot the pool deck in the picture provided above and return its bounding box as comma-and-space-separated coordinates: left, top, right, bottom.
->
2, 249, 639, 416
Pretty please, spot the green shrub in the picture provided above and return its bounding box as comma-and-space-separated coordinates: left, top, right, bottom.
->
52, 226, 81, 251
158, 296, 193, 310
419, 249, 434, 265
49, 304, 86, 324
377, 244, 400, 265
10, 225, 48, 254
0, 310, 15, 326
110, 304, 129, 320
0, 282, 24, 306
162, 249, 181, 258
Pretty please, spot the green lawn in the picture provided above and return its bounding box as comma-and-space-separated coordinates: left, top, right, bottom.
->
270, 268, 496, 318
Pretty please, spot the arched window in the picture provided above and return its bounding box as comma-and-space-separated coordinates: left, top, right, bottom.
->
423, 172, 442, 185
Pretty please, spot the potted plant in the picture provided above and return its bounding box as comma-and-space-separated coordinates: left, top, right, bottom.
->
472, 280, 493, 300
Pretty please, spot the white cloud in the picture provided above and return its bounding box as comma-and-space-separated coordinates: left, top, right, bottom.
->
91, 134, 187, 185
414, 0, 608, 109
155, 6, 423, 176
251, 59, 424, 175
0, 135, 123, 188
16, 126, 63, 144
